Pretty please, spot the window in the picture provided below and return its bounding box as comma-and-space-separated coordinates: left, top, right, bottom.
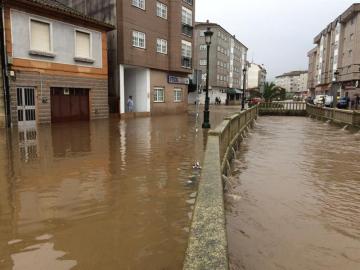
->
183, 0, 193, 5
349, 50, 353, 57
75, 30, 91, 58
154, 87, 164, 102
30, 19, 51, 52
182, 6, 192, 26
181, 40, 192, 68
199, 59, 207, 66
350, 33, 354, 41
174, 89, 183, 102
156, 38, 167, 54
132, 0, 145, 9
200, 44, 207, 50
156, 2, 167, 19
132, 31, 146, 48
181, 40, 192, 57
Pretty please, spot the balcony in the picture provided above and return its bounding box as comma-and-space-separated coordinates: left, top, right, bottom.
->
182, 24, 193, 37
181, 57, 192, 69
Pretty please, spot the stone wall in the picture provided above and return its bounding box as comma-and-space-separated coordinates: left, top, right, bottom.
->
9, 71, 108, 125
183, 106, 258, 270
307, 104, 360, 128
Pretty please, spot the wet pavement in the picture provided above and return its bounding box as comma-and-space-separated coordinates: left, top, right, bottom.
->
226, 116, 360, 270
0, 105, 239, 270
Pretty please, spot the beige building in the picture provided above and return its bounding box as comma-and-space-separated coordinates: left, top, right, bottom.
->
275, 71, 308, 95
307, 4, 360, 99
192, 21, 247, 104
247, 63, 267, 93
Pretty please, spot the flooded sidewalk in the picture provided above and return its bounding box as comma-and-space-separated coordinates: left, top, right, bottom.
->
0, 106, 239, 270
226, 116, 360, 270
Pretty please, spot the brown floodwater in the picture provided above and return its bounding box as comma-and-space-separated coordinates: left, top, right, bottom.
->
226, 116, 360, 270
0, 106, 238, 270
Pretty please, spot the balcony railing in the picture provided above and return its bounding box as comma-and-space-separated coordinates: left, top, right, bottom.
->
182, 24, 193, 37
183, 0, 193, 5
181, 57, 192, 69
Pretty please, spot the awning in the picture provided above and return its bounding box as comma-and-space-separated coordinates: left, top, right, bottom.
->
226, 88, 243, 95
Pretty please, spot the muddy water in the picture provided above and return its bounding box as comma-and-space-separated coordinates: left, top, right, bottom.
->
0, 106, 238, 270
226, 117, 360, 270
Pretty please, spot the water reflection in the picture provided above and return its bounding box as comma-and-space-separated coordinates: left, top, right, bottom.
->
0, 107, 239, 270
11, 234, 77, 270
226, 117, 360, 270
18, 125, 38, 162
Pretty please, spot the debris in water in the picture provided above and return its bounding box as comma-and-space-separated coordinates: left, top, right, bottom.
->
192, 161, 202, 170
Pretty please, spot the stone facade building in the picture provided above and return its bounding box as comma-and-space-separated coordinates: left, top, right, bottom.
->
247, 63, 267, 93
192, 21, 247, 104
307, 4, 360, 99
2, 0, 113, 126
61, 0, 195, 117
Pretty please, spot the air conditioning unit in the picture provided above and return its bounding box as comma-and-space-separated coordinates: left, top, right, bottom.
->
64, 88, 70, 95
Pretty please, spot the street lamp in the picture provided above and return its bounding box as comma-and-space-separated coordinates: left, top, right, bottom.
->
202, 27, 213, 129
241, 67, 247, 110
333, 69, 340, 108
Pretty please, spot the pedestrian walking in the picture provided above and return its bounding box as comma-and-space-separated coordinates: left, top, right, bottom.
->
127, 96, 134, 112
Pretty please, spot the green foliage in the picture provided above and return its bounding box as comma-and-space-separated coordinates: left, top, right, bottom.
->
262, 82, 286, 102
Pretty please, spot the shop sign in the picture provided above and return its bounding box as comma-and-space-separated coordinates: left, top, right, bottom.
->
168, 75, 190, 85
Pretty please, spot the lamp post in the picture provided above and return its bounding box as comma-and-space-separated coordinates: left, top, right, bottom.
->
333, 69, 340, 108
241, 67, 247, 110
202, 27, 213, 129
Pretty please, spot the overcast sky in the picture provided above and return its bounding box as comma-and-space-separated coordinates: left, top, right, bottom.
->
195, 0, 356, 81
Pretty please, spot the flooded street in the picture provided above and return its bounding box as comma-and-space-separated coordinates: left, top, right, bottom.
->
226, 117, 360, 270
0, 106, 238, 270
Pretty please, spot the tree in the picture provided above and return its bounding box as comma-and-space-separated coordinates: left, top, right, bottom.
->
262, 82, 286, 102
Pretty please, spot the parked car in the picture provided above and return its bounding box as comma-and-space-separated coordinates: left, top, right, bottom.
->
324, 96, 340, 107
337, 97, 349, 109
324, 95, 333, 107
314, 95, 326, 105
305, 96, 314, 104
249, 97, 262, 106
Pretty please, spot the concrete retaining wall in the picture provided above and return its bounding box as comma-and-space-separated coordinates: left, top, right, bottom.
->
183, 106, 258, 270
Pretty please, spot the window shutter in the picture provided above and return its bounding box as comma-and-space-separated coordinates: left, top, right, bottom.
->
76, 31, 91, 58
31, 20, 50, 52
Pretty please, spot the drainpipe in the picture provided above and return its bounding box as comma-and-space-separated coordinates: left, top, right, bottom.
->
0, 5, 11, 128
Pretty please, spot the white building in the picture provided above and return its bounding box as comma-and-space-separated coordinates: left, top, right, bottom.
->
247, 63, 267, 93
275, 71, 308, 95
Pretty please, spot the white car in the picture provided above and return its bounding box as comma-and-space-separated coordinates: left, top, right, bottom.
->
314, 95, 325, 105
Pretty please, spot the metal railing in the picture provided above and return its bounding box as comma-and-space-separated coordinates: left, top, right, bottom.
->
182, 24, 193, 37
181, 57, 192, 69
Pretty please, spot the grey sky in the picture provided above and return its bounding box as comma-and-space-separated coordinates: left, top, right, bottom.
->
195, 0, 356, 81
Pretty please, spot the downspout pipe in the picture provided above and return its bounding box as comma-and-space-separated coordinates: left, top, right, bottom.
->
0, 5, 11, 128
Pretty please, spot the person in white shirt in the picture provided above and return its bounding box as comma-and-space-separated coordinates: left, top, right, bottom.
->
127, 96, 134, 112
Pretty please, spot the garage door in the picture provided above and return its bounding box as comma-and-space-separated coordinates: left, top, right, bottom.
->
51, 88, 89, 123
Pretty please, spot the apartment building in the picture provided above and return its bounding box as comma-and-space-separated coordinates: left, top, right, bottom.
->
307, 47, 318, 96
247, 63, 267, 93
61, 0, 195, 116
275, 71, 308, 96
1, 0, 113, 126
307, 4, 360, 99
193, 21, 248, 104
